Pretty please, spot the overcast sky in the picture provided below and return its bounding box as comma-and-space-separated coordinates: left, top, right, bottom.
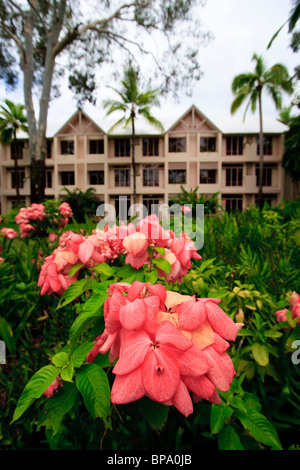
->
1, 0, 299, 135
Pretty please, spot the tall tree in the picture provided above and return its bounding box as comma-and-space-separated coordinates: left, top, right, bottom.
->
0, 0, 211, 203
282, 115, 300, 184
0, 99, 28, 203
268, 0, 300, 80
230, 53, 292, 208
103, 62, 163, 206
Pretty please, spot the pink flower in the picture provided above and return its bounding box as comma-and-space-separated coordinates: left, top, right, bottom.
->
0, 257, 4, 263
275, 308, 288, 323
292, 300, 300, 323
0, 227, 18, 239
289, 291, 300, 308
88, 282, 243, 417
43, 377, 63, 398
181, 205, 192, 213
59, 202, 73, 218
19, 223, 35, 238
49, 232, 58, 242
137, 214, 170, 247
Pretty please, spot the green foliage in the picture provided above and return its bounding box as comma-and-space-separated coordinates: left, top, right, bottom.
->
60, 187, 99, 224
170, 186, 223, 215
1, 197, 300, 450
282, 115, 300, 183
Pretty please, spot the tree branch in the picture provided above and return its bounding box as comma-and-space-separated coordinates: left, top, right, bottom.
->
53, 1, 141, 57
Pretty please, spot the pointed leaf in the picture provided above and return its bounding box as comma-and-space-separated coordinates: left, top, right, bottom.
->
76, 363, 110, 419
12, 365, 61, 422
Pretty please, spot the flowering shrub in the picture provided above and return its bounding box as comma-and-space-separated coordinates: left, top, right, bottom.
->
0, 227, 18, 239
38, 214, 202, 297
15, 201, 73, 238
275, 291, 300, 326
87, 282, 243, 417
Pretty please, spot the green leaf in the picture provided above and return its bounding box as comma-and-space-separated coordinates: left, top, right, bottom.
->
60, 362, 74, 382
218, 426, 244, 450
69, 293, 106, 343
68, 263, 84, 278
57, 278, 93, 309
52, 352, 69, 368
12, 365, 61, 423
70, 342, 95, 368
210, 404, 234, 434
140, 398, 169, 432
145, 268, 158, 284
93, 263, 115, 277
153, 247, 165, 256
252, 343, 269, 366
152, 258, 171, 274
38, 383, 79, 436
238, 410, 282, 450
264, 329, 283, 339
76, 364, 110, 419
0, 317, 15, 354
199, 258, 216, 272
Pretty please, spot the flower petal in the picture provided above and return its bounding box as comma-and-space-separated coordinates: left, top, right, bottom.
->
183, 375, 216, 401
143, 296, 160, 334
78, 238, 94, 264
111, 366, 145, 404
156, 321, 192, 352
142, 348, 180, 403
171, 379, 193, 417
191, 320, 215, 350
178, 300, 207, 331
177, 344, 209, 377
201, 346, 235, 392
206, 301, 242, 341
119, 298, 147, 330
113, 329, 150, 375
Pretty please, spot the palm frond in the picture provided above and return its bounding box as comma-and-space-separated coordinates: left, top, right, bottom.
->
107, 116, 128, 134
289, 0, 300, 32
230, 91, 249, 115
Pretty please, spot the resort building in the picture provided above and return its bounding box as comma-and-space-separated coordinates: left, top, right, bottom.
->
0, 104, 297, 215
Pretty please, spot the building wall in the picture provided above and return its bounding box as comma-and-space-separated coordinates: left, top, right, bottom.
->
0, 107, 297, 215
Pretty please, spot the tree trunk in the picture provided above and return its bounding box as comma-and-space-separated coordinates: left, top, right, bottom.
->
13, 127, 20, 203
22, 1, 66, 203
131, 108, 137, 206
258, 89, 264, 209
30, 158, 45, 203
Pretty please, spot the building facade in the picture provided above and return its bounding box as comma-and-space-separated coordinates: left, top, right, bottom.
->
0, 105, 295, 215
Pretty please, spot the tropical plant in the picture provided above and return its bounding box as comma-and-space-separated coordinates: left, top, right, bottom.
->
282, 115, 300, 183
0, 99, 28, 203
230, 53, 292, 207
60, 187, 98, 224
103, 62, 164, 205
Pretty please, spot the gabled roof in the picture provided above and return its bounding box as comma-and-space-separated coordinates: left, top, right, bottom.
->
53, 108, 106, 136
166, 104, 222, 133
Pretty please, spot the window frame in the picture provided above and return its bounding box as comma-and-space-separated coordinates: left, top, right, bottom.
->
168, 137, 186, 153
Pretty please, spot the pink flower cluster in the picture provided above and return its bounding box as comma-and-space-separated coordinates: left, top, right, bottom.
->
120, 214, 201, 284
275, 291, 300, 325
38, 228, 124, 296
87, 282, 243, 417
15, 202, 73, 237
0, 227, 18, 239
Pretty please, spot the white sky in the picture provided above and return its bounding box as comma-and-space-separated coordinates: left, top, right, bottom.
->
1, 0, 299, 136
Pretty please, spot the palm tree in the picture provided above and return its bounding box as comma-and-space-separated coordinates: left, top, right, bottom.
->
230, 53, 292, 208
103, 63, 164, 206
0, 99, 28, 203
